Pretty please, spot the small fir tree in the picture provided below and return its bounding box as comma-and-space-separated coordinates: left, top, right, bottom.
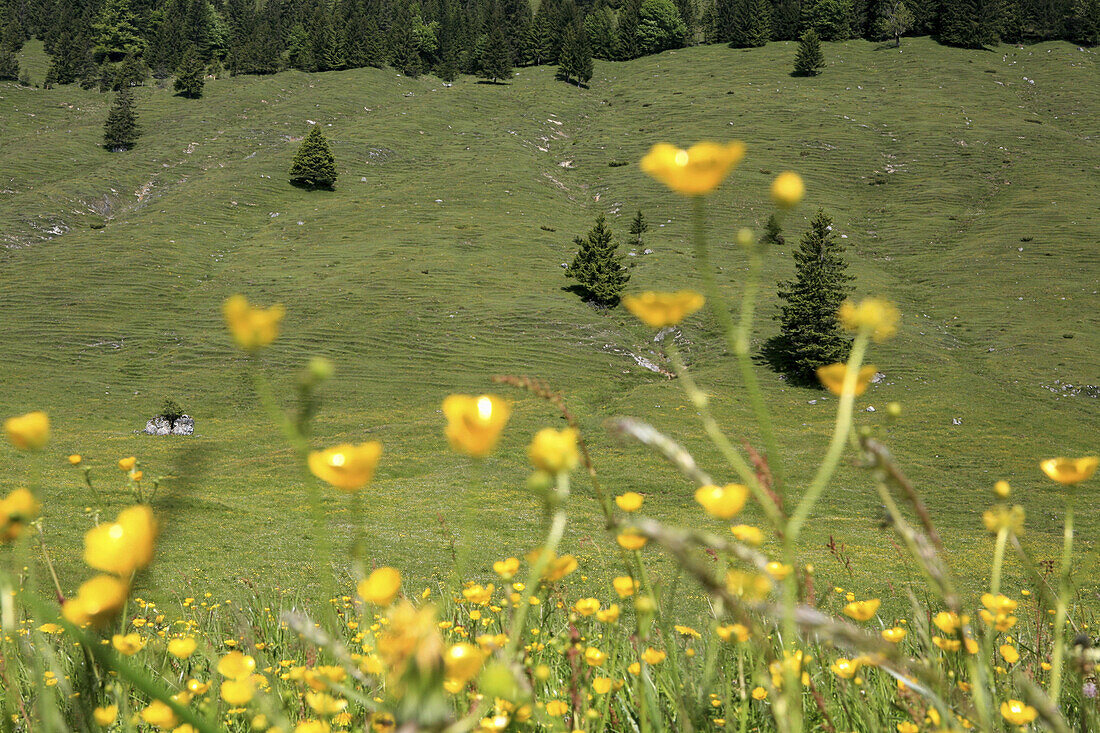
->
174, 47, 205, 97
793, 29, 825, 76
556, 23, 592, 85
103, 86, 139, 151
564, 213, 630, 307
761, 213, 784, 247
479, 25, 512, 82
628, 209, 648, 248
774, 210, 854, 381
289, 126, 338, 189
0, 49, 17, 80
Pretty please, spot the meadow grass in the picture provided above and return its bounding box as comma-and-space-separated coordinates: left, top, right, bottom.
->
0, 37, 1097, 617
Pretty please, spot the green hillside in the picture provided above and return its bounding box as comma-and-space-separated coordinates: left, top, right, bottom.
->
1, 38, 1097, 609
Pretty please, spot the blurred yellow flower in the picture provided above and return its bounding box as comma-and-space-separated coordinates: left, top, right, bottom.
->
592, 677, 613, 694
640, 142, 745, 196
596, 604, 620, 623
118, 456, 137, 471
442, 394, 510, 457
816, 363, 877, 397
305, 692, 347, 715
612, 576, 636, 598
168, 637, 197, 659
770, 171, 805, 208
622, 291, 705, 328
842, 599, 881, 622
694, 484, 749, 519
1040, 456, 1098, 485
674, 624, 701, 638
933, 611, 966, 634
1000, 644, 1020, 664
358, 567, 402, 606
141, 700, 178, 729
830, 658, 859, 679
111, 633, 144, 655
726, 571, 772, 600
983, 505, 1025, 535
220, 677, 255, 705
881, 627, 907, 643
751, 686, 767, 700
1000, 700, 1037, 726
730, 525, 764, 546
545, 700, 569, 716
527, 428, 579, 474
614, 492, 644, 512
838, 298, 899, 341
616, 530, 647, 550
223, 294, 284, 350
764, 562, 792, 581
61, 575, 129, 627
492, 557, 520, 579
574, 598, 600, 616
642, 648, 666, 665
84, 505, 157, 576
3, 410, 49, 451
0, 488, 40, 543
68, 454, 83, 466
217, 651, 257, 680
994, 480, 1011, 498
444, 642, 484, 684
981, 593, 1019, 614
716, 623, 751, 642
93, 705, 118, 726
896, 723, 918, 733
584, 647, 607, 667
308, 442, 382, 491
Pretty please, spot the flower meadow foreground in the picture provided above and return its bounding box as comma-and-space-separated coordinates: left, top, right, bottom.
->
1, 143, 1098, 733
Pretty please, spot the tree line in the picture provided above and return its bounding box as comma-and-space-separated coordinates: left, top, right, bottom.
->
0, 0, 1097, 90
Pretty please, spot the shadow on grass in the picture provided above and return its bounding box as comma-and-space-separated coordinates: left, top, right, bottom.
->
759, 335, 822, 389
290, 179, 335, 191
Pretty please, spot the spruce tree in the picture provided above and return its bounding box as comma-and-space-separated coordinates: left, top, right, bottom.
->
174, 46, 205, 97
103, 86, 140, 151
793, 28, 824, 76
556, 23, 592, 85
91, 0, 145, 62
564, 213, 630, 307
0, 49, 17, 80
390, 3, 422, 77
774, 210, 854, 382
628, 209, 648, 249
939, 0, 1002, 48
616, 0, 642, 59
761, 213, 784, 247
289, 126, 338, 189
728, 0, 772, 47
479, 25, 512, 81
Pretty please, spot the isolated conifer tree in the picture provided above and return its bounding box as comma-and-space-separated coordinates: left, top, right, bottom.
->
774, 210, 854, 381
103, 86, 139, 151
628, 209, 648, 248
479, 25, 512, 81
174, 47, 205, 97
761, 213, 784, 247
556, 23, 592, 85
290, 126, 337, 189
793, 29, 824, 76
565, 213, 629, 306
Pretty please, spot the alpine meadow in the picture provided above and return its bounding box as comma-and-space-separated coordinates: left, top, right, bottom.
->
1, 11, 1099, 733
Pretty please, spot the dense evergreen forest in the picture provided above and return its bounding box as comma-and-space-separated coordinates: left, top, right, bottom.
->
0, 0, 1097, 89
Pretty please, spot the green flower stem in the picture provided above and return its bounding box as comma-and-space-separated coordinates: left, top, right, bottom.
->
664, 341, 783, 531
1050, 498, 1075, 703
990, 527, 1009, 596
690, 198, 785, 493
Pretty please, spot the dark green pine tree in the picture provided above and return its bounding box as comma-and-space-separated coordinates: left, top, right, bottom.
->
290, 126, 338, 189
436, 0, 462, 80
564, 213, 630, 307
1069, 0, 1100, 45
311, 7, 343, 71
44, 31, 86, 85
792, 28, 824, 76
761, 213, 784, 247
939, 0, 1002, 48
615, 0, 642, 59
628, 209, 648, 248
389, 2, 422, 77
174, 46, 205, 97
91, 0, 146, 62
556, 22, 592, 85
774, 210, 854, 382
728, 0, 772, 47
479, 25, 513, 81
103, 86, 140, 151
361, 17, 389, 69
0, 48, 18, 81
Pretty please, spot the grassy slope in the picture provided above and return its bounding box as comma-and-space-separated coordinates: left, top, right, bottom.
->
0, 38, 1097, 611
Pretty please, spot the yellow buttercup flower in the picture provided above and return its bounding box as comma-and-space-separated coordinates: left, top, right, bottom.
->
830, 657, 859, 679
84, 505, 157, 576
933, 611, 966, 634
730, 524, 764, 546
726, 571, 772, 600
838, 298, 899, 342
640, 141, 745, 196
140, 700, 178, 729
612, 576, 636, 598
217, 651, 257, 680
168, 636, 197, 659
983, 505, 1025, 534
68, 454, 83, 465
764, 562, 792, 581
545, 700, 569, 716
596, 604, 620, 623
614, 492, 645, 512
1040, 456, 1098, 485
442, 394, 510, 457
527, 428, 579, 474
223, 294, 284, 350
61, 575, 129, 627
1000, 700, 1037, 726
716, 623, 751, 642
981, 593, 1019, 614
994, 480, 1011, 498
308, 442, 382, 491
584, 647, 607, 667
694, 483, 749, 519
842, 599, 881, 622
3, 410, 49, 451
642, 648, 666, 665
118, 456, 137, 472
220, 677, 255, 705
444, 642, 484, 684
896, 723, 918, 733
751, 686, 767, 700
574, 598, 600, 616
111, 633, 144, 655
305, 692, 347, 715
0, 488, 40, 542
816, 363, 877, 396
1000, 644, 1020, 664
881, 627, 907, 643
492, 557, 520, 579
358, 567, 402, 606
622, 291, 705, 328
592, 677, 613, 694
770, 171, 805, 208
93, 705, 118, 726
616, 530, 647, 550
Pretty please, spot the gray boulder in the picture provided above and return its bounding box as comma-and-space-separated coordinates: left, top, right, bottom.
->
171, 415, 194, 436
144, 416, 171, 435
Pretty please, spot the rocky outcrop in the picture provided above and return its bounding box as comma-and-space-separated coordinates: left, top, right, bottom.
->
143, 415, 194, 436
